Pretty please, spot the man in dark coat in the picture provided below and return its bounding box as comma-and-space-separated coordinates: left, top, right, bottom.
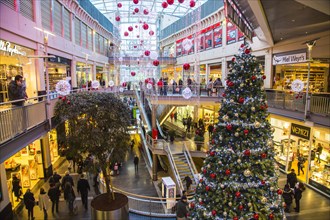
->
48, 183, 61, 213
134, 155, 139, 173
61, 171, 74, 190
184, 175, 193, 191
8, 75, 27, 106
23, 189, 35, 220
176, 196, 188, 220
12, 175, 22, 201
77, 174, 90, 210
287, 169, 297, 188
49, 171, 62, 188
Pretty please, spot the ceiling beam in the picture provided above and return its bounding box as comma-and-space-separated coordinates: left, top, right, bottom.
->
294, 0, 330, 16
247, 0, 274, 46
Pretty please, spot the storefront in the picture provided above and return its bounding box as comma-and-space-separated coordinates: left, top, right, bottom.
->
49, 129, 60, 165
96, 66, 106, 87
4, 139, 45, 209
76, 62, 93, 88
48, 55, 71, 91
270, 114, 330, 197
198, 105, 219, 126
209, 64, 222, 81
0, 39, 37, 103
272, 51, 329, 92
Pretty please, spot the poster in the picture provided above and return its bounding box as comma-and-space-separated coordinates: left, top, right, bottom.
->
205, 30, 213, 49
226, 20, 237, 44
188, 35, 194, 55
176, 40, 182, 57
198, 33, 205, 51
238, 30, 245, 41
213, 24, 223, 47
181, 38, 187, 56
21, 165, 31, 188
28, 159, 38, 180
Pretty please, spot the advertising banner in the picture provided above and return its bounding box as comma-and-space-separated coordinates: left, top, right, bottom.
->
226, 20, 237, 44
205, 30, 213, 49
213, 24, 223, 47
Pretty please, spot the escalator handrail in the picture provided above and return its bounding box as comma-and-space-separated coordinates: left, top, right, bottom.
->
164, 144, 184, 194
138, 126, 153, 167
134, 89, 152, 131
145, 98, 167, 139
183, 143, 198, 184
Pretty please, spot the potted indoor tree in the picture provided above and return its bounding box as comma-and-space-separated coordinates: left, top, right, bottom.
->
54, 92, 131, 219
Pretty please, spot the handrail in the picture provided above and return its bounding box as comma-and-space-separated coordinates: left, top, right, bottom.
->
164, 144, 184, 195
134, 89, 152, 131
138, 126, 153, 167
183, 143, 198, 179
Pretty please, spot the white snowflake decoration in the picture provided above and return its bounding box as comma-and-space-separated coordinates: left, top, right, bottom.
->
149, 51, 158, 60
182, 38, 193, 51
108, 80, 115, 87
91, 80, 100, 89
182, 87, 193, 99
55, 80, 71, 96
291, 79, 304, 92
146, 83, 153, 89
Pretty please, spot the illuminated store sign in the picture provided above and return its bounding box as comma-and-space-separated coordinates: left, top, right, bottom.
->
0, 40, 26, 56
291, 123, 311, 140
273, 52, 306, 65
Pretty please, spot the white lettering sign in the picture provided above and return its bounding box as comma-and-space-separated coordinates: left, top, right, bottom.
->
273, 52, 306, 65
0, 40, 26, 56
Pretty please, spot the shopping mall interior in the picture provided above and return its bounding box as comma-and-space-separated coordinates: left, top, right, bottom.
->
0, 0, 329, 219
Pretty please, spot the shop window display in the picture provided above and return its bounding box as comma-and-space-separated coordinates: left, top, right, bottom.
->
49, 129, 60, 164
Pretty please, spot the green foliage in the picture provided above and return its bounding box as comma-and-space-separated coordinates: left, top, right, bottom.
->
54, 92, 131, 177
189, 44, 284, 219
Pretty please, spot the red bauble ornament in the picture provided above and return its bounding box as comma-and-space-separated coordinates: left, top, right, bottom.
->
228, 81, 234, 87
144, 50, 150, 56
210, 173, 216, 179
205, 186, 210, 191
232, 57, 236, 62
244, 149, 251, 156
178, 0, 185, 3
240, 44, 245, 48
243, 129, 249, 135
58, 96, 62, 99
143, 9, 149, 15
235, 191, 241, 198
211, 139, 215, 144
128, 26, 133, 31
233, 217, 239, 220
261, 180, 265, 185
245, 48, 250, 54
262, 75, 266, 80
134, 8, 139, 13
143, 23, 149, 30
133, 0, 139, 4
122, 82, 127, 87
190, 202, 195, 208
265, 104, 268, 108
124, 31, 129, 36
167, 0, 174, 5
131, 71, 136, 76
153, 60, 160, 66
260, 105, 265, 110
277, 189, 283, 195
225, 169, 231, 175
251, 75, 256, 80
210, 151, 215, 156
199, 178, 203, 183
117, 3, 122, 8
189, 0, 196, 7
183, 63, 190, 70
199, 201, 203, 205
269, 213, 274, 219
203, 169, 206, 174
226, 124, 232, 131
67, 101, 70, 104
62, 96, 66, 101
239, 205, 243, 210
162, 2, 168, 8
238, 97, 244, 103
212, 210, 216, 216
253, 213, 259, 220
115, 16, 120, 21
222, 93, 226, 97
261, 153, 267, 159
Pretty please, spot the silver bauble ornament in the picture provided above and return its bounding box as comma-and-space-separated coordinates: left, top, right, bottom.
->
235, 132, 239, 137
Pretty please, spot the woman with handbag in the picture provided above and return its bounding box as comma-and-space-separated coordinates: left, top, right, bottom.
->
23, 189, 35, 220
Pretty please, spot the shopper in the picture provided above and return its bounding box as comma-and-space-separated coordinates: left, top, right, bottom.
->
77, 174, 90, 210
297, 154, 305, 176
287, 169, 297, 189
208, 124, 214, 138
184, 176, 192, 191
134, 155, 139, 173
48, 183, 60, 213
49, 171, 61, 188
61, 171, 74, 190
282, 184, 294, 213
8, 75, 27, 106
294, 182, 306, 213
12, 174, 22, 202
93, 172, 101, 195
316, 143, 323, 163
64, 182, 76, 215
176, 196, 188, 220
206, 78, 213, 96
38, 188, 50, 219
23, 189, 35, 220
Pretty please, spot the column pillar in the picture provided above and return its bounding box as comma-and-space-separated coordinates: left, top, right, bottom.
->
71, 57, 77, 88
264, 48, 273, 89
40, 134, 52, 178
92, 62, 97, 81
193, 105, 199, 125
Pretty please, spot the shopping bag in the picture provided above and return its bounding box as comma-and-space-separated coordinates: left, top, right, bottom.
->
73, 200, 78, 215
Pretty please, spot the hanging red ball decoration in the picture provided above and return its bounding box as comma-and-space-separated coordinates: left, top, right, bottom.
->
143, 9, 149, 15
189, 0, 196, 7
261, 153, 267, 159
244, 149, 251, 156
205, 186, 210, 191
243, 129, 249, 135
117, 3, 122, 8
210, 173, 216, 179
115, 16, 121, 21
124, 31, 129, 36
143, 23, 149, 30
58, 96, 62, 99
122, 82, 127, 87
131, 71, 136, 76
178, 0, 185, 3
235, 191, 241, 198
161, 2, 168, 8
144, 50, 150, 56
134, 8, 139, 13
133, 0, 139, 4
153, 60, 160, 66
226, 124, 232, 131
225, 169, 231, 175
128, 26, 133, 31
277, 189, 283, 195
238, 97, 244, 103
245, 48, 251, 54
260, 105, 265, 110
211, 210, 216, 216
253, 213, 259, 220
167, 0, 174, 5
149, 30, 154, 36
241, 44, 245, 48
183, 63, 190, 70
62, 96, 66, 101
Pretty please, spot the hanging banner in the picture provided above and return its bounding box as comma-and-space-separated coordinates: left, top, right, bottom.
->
205, 30, 213, 49
176, 39, 182, 57
213, 24, 223, 47
238, 30, 245, 41
226, 20, 237, 44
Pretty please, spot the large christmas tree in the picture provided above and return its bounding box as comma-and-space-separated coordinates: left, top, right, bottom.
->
189, 43, 285, 220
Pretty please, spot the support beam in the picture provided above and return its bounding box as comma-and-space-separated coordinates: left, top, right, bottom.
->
295, 0, 330, 16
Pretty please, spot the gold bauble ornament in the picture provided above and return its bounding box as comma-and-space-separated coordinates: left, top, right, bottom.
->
235, 132, 239, 137
254, 121, 261, 128
248, 203, 252, 207
230, 99, 234, 103
228, 202, 232, 206
237, 159, 241, 164
261, 196, 267, 204
244, 169, 251, 177
251, 107, 256, 111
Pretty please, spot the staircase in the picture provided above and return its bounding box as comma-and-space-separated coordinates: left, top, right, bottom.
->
172, 153, 196, 194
